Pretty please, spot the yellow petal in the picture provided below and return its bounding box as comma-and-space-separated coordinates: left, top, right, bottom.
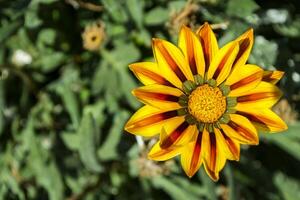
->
148, 142, 182, 161
207, 41, 239, 85
202, 130, 227, 181
226, 64, 263, 96
160, 123, 197, 149
232, 28, 254, 69
234, 81, 283, 108
178, 25, 205, 76
132, 84, 183, 110
221, 114, 259, 145
214, 128, 240, 161
152, 38, 194, 88
196, 22, 219, 70
235, 107, 288, 133
180, 131, 203, 178
262, 70, 284, 84
124, 105, 184, 137
129, 62, 172, 86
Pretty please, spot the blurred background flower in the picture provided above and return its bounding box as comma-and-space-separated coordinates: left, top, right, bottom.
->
0, 0, 300, 199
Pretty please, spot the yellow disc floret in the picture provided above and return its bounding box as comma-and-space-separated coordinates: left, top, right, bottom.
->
188, 84, 226, 123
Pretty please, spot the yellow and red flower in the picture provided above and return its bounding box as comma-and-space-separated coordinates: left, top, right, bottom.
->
125, 22, 287, 181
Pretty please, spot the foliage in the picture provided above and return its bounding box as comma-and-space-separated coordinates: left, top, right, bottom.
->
0, 0, 300, 199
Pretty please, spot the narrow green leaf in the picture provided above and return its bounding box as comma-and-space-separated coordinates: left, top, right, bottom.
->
78, 112, 103, 172
261, 123, 300, 160
274, 172, 300, 200
57, 85, 80, 129
98, 111, 129, 160
226, 0, 259, 19
126, 0, 144, 28
0, 80, 5, 136
144, 7, 169, 25
198, 169, 217, 200
152, 176, 198, 200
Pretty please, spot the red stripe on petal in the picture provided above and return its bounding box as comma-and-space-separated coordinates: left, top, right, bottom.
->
185, 31, 198, 75
228, 121, 256, 142
232, 38, 250, 66
220, 129, 239, 159
209, 133, 217, 170
157, 42, 187, 82
160, 122, 189, 149
190, 132, 203, 171
199, 37, 210, 71
236, 111, 273, 131
134, 68, 173, 86
213, 45, 236, 80
134, 91, 179, 102
230, 71, 262, 90
237, 92, 281, 103
133, 111, 178, 128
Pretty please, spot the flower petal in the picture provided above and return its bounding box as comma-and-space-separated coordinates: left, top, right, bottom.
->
226, 64, 263, 96
202, 130, 227, 181
148, 142, 182, 161
178, 25, 205, 76
262, 70, 284, 85
232, 28, 254, 69
152, 38, 194, 88
207, 41, 239, 85
234, 81, 283, 108
221, 114, 259, 145
160, 123, 197, 149
132, 84, 183, 110
196, 22, 219, 70
235, 107, 288, 133
214, 128, 240, 161
129, 62, 172, 86
125, 105, 184, 137
180, 131, 203, 178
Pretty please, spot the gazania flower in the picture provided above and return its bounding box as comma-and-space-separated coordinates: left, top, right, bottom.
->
82, 21, 105, 51
125, 22, 287, 181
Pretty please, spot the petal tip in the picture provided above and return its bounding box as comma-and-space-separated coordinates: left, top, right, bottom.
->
128, 63, 136, 71
184, 169, 197, 178
131, 89, 137, 96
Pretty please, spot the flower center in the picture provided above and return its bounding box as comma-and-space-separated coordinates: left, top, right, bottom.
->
188, 84, 226, 123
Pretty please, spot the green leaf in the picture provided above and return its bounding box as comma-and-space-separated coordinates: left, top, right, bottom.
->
152, 176, 198, 200
274, 172, 300, 200
145, 7, 169, 25
25, 118, 64, 200
57, 85, 80, 129
78, 111, 103, 173
91, 61, 110, 95
102, 0, 128, 23
34, 52, 66, 72
38, 0, 58, 3
61, 132, 80, 150
0, 80, 5, 136
224, 164, 237, 200
274, 18, 300, 38
0, 168, 25, 200
25, 9, 42, 28
37, 28, 56, 47
226, 0, 259, 19
0, 20, 21, 43
249, 36, 278, 69
119, 70, 140, 109
198, 169, 217, 200
260, 123, 300, 160
98, 111, 129, 160
126, 0, 144, 28
171, 176, 207, 196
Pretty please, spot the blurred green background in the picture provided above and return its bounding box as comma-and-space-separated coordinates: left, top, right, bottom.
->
1, 0, 300, 199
